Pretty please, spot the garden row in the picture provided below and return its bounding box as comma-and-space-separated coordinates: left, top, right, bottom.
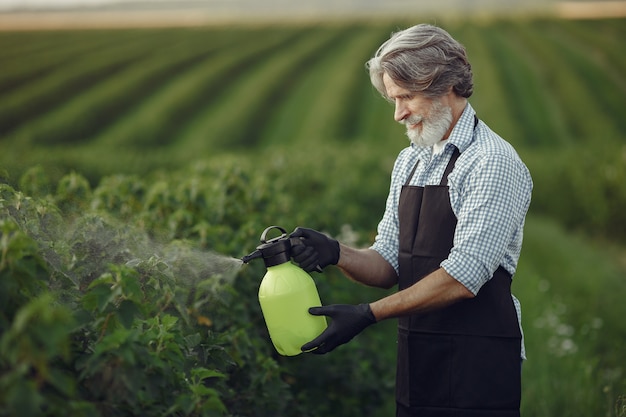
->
2, 146, 625, 416
1, 19, 623, 154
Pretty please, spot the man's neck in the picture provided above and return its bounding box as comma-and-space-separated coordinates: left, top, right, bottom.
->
442, 98, 468, 140
433, 138, 448, 155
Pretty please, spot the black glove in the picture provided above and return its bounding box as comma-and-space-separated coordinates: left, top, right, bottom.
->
301, 304, 376, 354
290, 227, 340, 273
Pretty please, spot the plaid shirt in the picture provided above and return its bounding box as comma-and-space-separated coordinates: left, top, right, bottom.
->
371, 103, 532, 358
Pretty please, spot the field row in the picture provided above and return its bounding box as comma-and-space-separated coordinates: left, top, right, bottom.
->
1, 19, 624, 181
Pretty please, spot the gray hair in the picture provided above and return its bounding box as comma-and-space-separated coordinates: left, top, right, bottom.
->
366, 24, 473, 100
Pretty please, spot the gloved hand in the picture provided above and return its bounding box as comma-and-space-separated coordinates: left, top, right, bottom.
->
290, 227, 340, 273
301, 304, 376, 354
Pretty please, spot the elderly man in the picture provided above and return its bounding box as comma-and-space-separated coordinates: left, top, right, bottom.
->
291, 24, 532, 416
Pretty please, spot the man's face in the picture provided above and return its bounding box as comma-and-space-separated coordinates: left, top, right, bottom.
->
382, 73, 453, 147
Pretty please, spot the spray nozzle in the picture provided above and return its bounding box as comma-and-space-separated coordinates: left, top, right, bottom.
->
241, 226, 322, 272
241, 249, 263, 264
241, 226, 297, 268
242, 226, 291, 267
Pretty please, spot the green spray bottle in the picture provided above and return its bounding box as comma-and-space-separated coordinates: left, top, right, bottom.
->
242, 226, 327, 356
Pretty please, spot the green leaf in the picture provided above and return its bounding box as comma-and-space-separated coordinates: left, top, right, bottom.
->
121, 273, 143, 302
191, 367, 225, 381
117, 299, 140, 329
47, 368, 76, 397
87, 273, 114, 289
82, 284, 113, 312
5, 378, 43, 417
184, 333, 202, 348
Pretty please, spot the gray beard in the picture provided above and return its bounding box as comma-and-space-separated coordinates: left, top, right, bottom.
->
405, 101, 453, 148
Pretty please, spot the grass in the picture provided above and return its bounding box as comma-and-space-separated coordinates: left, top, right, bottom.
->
514, 216, 626, 416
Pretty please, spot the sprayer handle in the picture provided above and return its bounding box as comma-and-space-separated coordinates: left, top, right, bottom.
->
260, 225, 287, 244
289, 237, 323, 273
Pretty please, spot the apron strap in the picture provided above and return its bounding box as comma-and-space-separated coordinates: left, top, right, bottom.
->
404, 160, 420, 186
439, 147, 460, 186
439, 115, 478, 186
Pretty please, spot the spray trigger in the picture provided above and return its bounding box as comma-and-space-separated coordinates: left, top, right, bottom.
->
289, 237, 322, 273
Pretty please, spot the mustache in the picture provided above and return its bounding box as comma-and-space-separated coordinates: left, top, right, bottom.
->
402, 115, 423, 126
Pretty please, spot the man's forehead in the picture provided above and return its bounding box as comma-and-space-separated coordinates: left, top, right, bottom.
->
382, 73, 410, 98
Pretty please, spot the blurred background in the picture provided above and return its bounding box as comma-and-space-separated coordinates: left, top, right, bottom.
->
1, 1, 625, 416
1, 0, 619, 28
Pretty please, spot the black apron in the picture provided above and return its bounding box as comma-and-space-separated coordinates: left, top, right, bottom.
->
396, 126, 522, 417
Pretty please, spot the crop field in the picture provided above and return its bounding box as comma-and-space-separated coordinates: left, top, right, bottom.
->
1, 16, 625, 417
3, 19, 623, 177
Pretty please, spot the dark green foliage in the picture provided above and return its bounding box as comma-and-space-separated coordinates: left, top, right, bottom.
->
0, 155, 396, 416
524, 142, 626, 242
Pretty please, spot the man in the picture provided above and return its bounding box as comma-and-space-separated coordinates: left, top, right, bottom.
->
290, 24, 532, 416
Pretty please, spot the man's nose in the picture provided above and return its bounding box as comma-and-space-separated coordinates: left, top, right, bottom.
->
394, 100, 409, 122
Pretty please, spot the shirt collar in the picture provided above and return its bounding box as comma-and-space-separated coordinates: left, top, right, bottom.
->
446, 102, 476, 154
